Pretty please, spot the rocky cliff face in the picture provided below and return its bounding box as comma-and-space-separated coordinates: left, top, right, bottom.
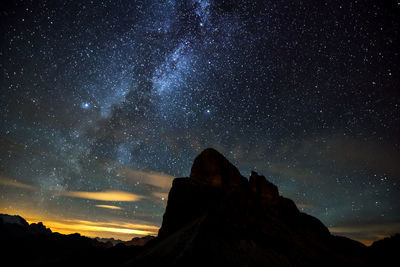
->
159, 148, 328, 239
131, 148, 367, 266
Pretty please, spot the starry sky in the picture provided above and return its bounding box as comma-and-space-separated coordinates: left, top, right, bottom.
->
1, 0, 399, 244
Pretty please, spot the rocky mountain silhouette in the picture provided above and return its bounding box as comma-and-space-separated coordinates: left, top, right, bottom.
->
0, 214, 30, 227
0, 214, 52, 239
94, 235, 155, 248
0, 213, 146, 267
124, 148, 381, 266
94, 237, 124, 247
0, 149, 398, 266
0, 213, 110, 267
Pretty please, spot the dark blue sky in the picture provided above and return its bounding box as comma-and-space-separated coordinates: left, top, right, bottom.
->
1, 0, 399, 243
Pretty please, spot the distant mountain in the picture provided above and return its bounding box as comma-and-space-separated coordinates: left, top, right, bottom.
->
0, 213, 52, 239
125, 235, 155, 246
94, 237, 124, 247
0, 213, 143, 267
0, 214, 29, 227
1, 149, 398, 266
94, 236, 154, 247
0, 214, 107, 267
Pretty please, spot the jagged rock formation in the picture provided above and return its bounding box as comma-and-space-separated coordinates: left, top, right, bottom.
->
128, 148, 368, 266
1, 149, 398, 266
0, 213, 52, 238
94, 236, 155, 247
0, 214, 30, 227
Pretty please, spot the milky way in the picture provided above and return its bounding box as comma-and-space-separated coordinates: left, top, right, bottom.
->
1, 0, 399, 243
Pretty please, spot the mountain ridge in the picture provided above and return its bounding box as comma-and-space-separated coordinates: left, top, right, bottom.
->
1, 148, 398, 266
126, 148, 368, 266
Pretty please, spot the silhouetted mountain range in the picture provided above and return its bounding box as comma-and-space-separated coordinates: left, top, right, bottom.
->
125, 148, 369, 266
125, 235, 155, 247
94, 236, 155, 247
1, 148, 398, 266
0, 214, 152, 266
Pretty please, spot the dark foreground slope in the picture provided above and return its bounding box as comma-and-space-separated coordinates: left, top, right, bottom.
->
0, 214, 143, 267
125, 148, 373, 266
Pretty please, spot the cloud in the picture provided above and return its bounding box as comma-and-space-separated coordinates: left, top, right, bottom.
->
265, 135, 400, 183
116, 169, 174, 208
319, 136, 400, 177
152, 191, 168, 200
61, 190, 142, 202
95, 204, 123, 210
119, 168, 174, 190
66, 219, 160, 231
150, 192, 169, 208
0, 175, 36, 190
287, 135, 400, 177
296, 203, 313, 211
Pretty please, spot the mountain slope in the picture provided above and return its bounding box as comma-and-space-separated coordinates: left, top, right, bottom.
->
125, 148, 368, 266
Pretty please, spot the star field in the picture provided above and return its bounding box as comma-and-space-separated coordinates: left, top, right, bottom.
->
1, 0, 399, 243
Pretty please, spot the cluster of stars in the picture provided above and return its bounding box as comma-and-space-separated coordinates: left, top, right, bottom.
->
0, 0, 399, 243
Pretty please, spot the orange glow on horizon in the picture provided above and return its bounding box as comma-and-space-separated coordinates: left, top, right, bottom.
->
328, 225, 399, 246
0, 207, 159, 241
29, 219, 156, 235
25, 218, 159, 240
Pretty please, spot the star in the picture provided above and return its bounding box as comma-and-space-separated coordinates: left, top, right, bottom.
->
81, 102, 90, 109
0, 0, 398, 245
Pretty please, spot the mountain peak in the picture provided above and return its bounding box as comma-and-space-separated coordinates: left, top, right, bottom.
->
148, 148, 367, 266
190, 148, 246, 188
0, 214, 29, 228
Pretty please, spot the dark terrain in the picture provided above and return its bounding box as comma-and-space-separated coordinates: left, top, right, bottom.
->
1, 148, 399, 266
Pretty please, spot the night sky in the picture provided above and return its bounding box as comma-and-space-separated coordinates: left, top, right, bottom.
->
1, 0, 399, 244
